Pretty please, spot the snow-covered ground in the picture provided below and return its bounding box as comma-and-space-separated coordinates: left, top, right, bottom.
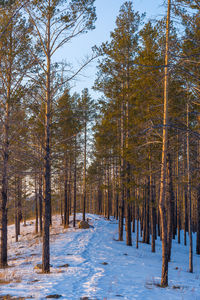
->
0, 214, 200, 299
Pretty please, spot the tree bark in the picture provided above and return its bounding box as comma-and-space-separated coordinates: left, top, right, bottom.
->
150, 175, 156, 253
23, 178, 27, 226
39, 173, 43, 235
107, 164, 110, 220
145, 179, 150, 244
132, 201, 135, 233
176, 134, 181, 244
136, 206, 139, 249
35, 174, 38, 234
186, 101, 193, 273
64, 156, 69, 228
42, 9, 51, 273
197, 184, 200, 254
125, 161, 132, 246
0, 79, 10, 268
15, 178, 19, 243
196, 141, 200, 254
118, 100, 124, 241
126, 202, 132, 246
83, 111, 87, 221
184, 186, 188, 246
167, 153, 174, 262
159, 0, 171, 287
68, 160, 72, 218
73, 136, 77, 228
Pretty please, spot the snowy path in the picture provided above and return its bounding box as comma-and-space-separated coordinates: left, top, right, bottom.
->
0, 214, 200, 299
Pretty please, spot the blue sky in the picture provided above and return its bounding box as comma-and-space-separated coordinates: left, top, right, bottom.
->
54, 0, 165, 99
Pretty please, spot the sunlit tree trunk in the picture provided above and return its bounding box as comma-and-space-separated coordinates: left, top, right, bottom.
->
42, 8, 51, 273
119, 100, 124, 241
150, 162, 156, 253
159, 0, 171, 287
167, 153, 174, 262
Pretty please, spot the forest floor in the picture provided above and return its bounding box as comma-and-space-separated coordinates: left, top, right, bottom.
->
0, 214, 200, 300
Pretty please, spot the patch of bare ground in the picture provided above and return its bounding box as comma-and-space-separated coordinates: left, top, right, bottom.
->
0, 296, 26, 300
46, 295, 62, 299
58, 264, 69, 268
101, 262, 108, 265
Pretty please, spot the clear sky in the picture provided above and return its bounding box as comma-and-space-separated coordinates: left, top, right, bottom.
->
54, 0, 165, 99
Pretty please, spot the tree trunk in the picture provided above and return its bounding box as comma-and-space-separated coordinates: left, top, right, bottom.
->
184, 186, 188, 246
186, 101, 193, 273
142, 187, 146, 243
42, 11, 51, 273
136, 206, 139, 249
196, 141, 200, 254
83, 114, 87, 221
73, 136, 77, 228
141, 199, 144, 238
145, 179, 150, 244
0, 84, 10, 268
64, 156, 68, 228
132, 201, 135, 233
167, 153, 174, 262
68, 160, 72, 218
107, 164, 110, 220
125, 160, 132, 246
15, 179, 19, 243
159, 0, 171, 287
118, 100, 124, 241
97, 185, 102, 215
23, 178, 27, 226
157, 202, 160, 239
17, 176, 22, 238
39, 173, 43, 235
35, 175, 38, 234
15, 176, 22, 242
126, 203, 132, 246
151, 175, 156, 253
60, 187, 63, 225
177, 134, 181, 244
197, 184, 200, 254
118, 200, 124, 241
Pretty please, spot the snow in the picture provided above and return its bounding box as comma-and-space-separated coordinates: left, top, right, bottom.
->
0, 214, 200, 299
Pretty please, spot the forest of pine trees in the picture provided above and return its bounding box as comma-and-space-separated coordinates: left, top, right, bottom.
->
0, 0, 199, 289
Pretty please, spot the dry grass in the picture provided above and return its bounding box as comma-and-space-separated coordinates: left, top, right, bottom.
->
0, 295, 25, 299
0, 271, 22, 285
145, 277, 184, 290
54, 269, 65, 274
